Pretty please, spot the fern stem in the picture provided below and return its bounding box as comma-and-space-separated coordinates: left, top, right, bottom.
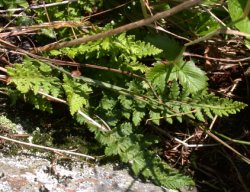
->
41, 59, 167, 109
200, 126, 250, 165
212, 130, 250, 145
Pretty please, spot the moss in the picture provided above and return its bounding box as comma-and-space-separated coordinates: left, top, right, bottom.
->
0, 115, 18, 133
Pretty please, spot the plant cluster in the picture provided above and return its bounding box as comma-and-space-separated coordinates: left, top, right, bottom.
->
0, 0, 249, 190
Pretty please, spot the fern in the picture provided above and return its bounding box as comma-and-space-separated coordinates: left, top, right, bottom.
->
5, 34, 247, 190
87, 121, 194, 189
62, 75, 92, 115
3, 1, 248, 190
6, 58, 62, 112
7, 58, 61, 96
50, 33, 162, 73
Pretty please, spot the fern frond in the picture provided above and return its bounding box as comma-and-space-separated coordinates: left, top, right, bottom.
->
7, 58, 61, 96
88, 123, 194, 189
62, 75, 92, 115
163, 93, 247, 122
50, 33, 161, 73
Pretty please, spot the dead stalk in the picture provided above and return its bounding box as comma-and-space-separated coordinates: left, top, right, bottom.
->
0, 135, 95, 159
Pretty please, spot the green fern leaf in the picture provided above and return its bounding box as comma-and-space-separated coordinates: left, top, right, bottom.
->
118, 95, 133, 110
149, 110, 161, 125
62, 75, 92, 115
195, 108, 206, 122
7, 58, 61, 96
119, 122, 133, 136
99, 94, 117, 110
132, 110, 145, 126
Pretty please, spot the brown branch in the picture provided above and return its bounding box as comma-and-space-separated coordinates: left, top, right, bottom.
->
36, 0, 202, 52
183, 52, 250, 63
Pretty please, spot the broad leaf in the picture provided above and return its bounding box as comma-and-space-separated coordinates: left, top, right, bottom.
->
144, 34, 183, 61
228, 0, 250, 48
170, 60, 208, 93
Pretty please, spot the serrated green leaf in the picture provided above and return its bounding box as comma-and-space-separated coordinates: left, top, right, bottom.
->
130, 153, 145, 175
105, 141, 119, 156
119, 122, 133, 136
39, 62, 52, 72
132, 110, 145, 126
68, 93, 86, 115
100, 95, 117, 110
121, 111, 131, 120
63, 75, 92, 115
118, 95, 133, 109
149, 110, 161, 125
165, 117, 173, 124
101, 38, 110, 50
195, 108, 205, 122
170, 60, 208, 93
7, 58, 61, 95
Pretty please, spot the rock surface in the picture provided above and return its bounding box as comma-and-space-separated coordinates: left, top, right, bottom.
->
0, 152, 175, 192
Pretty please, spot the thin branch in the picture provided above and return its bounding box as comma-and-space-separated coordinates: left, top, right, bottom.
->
0, 0, 78, 13
185, 25, 250, 47
31, 57, 161, 102
77, 110, 109, 132
200, 126, 250, 165
36, 0, 202, 52
174, 137, 219, 148
0, 66, 7, 73
37, 91, 110, 132
0, 29, 38, 38
222, 28, 250, 38
1, 21, 91, 32
183, 52, 250, 63
213, 130, 250, 145
147, 24, 191, 42
38, 91, 67, 104
0, 135, 95, 159
222, 148, 250, 192
200, 4, 226, 27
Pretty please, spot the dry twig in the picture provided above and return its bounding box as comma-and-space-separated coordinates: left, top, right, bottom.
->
36, 0, 202, 52
0, 135, 95, 159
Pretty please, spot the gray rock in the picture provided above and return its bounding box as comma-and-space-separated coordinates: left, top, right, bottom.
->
0, 152, 175, 192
